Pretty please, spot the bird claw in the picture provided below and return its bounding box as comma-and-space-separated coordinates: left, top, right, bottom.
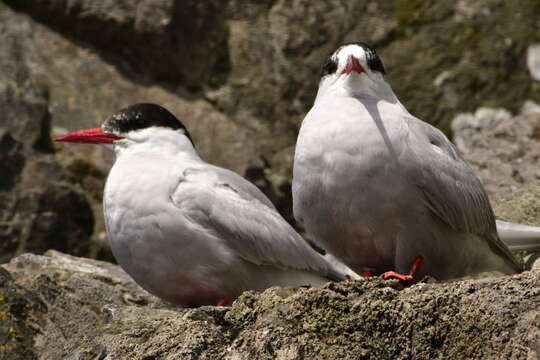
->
381, 256, 424, 285
382, 271, 413, 284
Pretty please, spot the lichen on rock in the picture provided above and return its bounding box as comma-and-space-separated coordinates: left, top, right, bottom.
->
1, 251, 539, 359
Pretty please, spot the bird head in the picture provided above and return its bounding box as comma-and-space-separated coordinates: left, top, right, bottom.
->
56, 103, 194, 149
317, 42, 388, 99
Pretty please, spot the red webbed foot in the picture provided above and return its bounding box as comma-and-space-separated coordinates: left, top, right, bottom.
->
382, 256, 424, 285
382, 271, 413, 283
217, 298, 231, 307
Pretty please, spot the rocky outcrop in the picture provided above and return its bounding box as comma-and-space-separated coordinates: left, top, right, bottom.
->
3, 0, 229, 87
1, 250, 539, 359
451, 102, 540, 226
0, 20, 94, 263
452, 102, 540, 201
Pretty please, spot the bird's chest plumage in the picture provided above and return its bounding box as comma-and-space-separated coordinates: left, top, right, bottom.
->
104, 156, 179, 272
104, 156, 174, 245
295, 100, 410, 214
103, 153, 234, 303
293, 98, 413, 269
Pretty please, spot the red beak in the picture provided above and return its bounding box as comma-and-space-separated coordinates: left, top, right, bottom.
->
55, 128, 122, 144
341, 55, 365, 75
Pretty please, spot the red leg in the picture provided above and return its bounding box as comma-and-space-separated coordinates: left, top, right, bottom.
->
361, 270, 375, 278
382, 256, 424, 285
217, 298, 231, 307
408, 256, 423, 277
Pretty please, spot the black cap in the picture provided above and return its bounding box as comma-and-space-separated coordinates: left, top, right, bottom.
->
103, 103, 194, 144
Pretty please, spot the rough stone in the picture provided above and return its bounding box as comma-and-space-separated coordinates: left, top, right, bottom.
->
1, 251, 539, 359
0, 267, 44, 360
494, 183, 540, 228
0, 22, 94, 263
452, 102, 540, 203
3, 0, 229, 87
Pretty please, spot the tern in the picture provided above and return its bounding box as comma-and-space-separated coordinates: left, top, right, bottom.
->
292, 42, 537, 282
57, 103, 348, 307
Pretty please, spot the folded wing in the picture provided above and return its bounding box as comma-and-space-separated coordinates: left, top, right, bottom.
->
171, 166, 347, 281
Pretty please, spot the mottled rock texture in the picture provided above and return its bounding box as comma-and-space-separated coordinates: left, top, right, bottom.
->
3, 0, 229, 87
452, 102, 540, 201
451, 102, 540, 226
0, 14, 94, 263
1, 250, 539, 359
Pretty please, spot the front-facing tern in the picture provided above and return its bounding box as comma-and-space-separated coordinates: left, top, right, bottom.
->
292, 43, 523, 282
57, 103, 348, 307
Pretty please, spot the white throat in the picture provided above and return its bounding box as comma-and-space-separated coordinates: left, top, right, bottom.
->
315, 72, 398, 105
112, 127, 200, 161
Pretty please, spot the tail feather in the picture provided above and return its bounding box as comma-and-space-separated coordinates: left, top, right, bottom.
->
496, 220, 540, 252
324, 254, 361, 280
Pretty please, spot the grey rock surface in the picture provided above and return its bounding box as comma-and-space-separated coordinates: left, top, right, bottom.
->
1, 250, 539, 359
452, 102, 540, 215
3, 0, 229, 87
0, 20, 94, 263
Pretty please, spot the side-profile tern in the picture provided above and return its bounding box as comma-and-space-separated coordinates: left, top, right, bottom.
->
57, 103, 348, 306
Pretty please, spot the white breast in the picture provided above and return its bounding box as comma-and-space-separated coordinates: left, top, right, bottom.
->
103, 151, 239, 305
293, 96, 412, 271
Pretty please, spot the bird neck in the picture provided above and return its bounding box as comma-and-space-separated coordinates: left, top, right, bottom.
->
315, 73, 401, 106
113, 128, 202, 162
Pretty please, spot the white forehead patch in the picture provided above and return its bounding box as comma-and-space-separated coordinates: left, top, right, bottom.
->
333, 45, 369, 73
335, 44, 366, 61
332, 43, 386, 75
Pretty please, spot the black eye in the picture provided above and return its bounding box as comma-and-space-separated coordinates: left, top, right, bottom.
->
366, 50, 386, 75
345, 42, 386, 75
322, 57, 338, 76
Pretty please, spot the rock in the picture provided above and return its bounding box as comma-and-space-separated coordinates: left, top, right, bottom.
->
452, 102, 540, 202
493, 182, 540, 227
1, 250, 539, 359
528, 44, 540, 81
0, 26, 94, 263
2, 0, 229, 87
0, 267, 44, 359
452, 103, 540, 268
1, 251, 165, 359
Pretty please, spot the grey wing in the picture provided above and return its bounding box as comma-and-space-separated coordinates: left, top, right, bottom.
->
407, 119, 522, 272
206, 165, 277, 210
171, 166, 346, 281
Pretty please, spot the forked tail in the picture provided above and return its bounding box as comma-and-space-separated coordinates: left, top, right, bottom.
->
496, 220, 540, 252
